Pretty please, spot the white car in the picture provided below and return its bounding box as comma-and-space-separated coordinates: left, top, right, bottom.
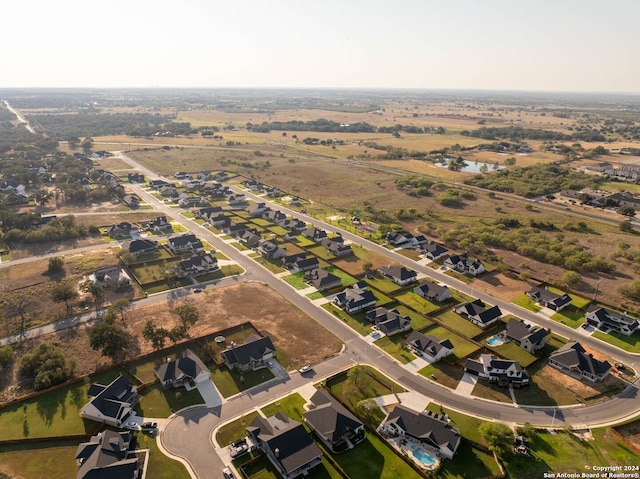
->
222, 467, 235, 479
299, 365, 312, 374
124, 420, 139, 430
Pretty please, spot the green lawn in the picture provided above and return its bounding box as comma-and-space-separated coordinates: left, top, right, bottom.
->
215, 411, 260, 446
421, 325, 481, 359
308, 245, 337, 261
374, 335, 416, 364
260, 393, 307, 422
418, 361, 465, 389
306, 291, 325, 300
294, 235, 317, 247
502, 428, 638, 478
321, 303, 372, 336
550, 308, 585, 329
393, 290, 444, 315
395, 248, 422, 261
230, 241, 250, 251
592, 330, 640, 353
0, 370, 123, 440
512, 294, 542, 312
471, 380, 513, 403
363, 274, 403, 294
488, 341, 538, 367
254, 256, 286, 274
282, 272, 308, 290
210, 366, 275, 398
325, 266, 358, 287
137, 383, 204, 418
393, 304, 434, 331
0, 440, 79, 479
425, 403, 488, 447
436, 441, 502, 479
433, 309, 484, 338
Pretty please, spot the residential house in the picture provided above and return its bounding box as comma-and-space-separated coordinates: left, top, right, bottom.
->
246, 202, 268, 217
504, 319, 549, 353
75, 430, 139, 479
385, 232, 411, 246
178, 253, 219, 277
225, 222, 249, 237
263, 209, 287, 224
122, 194, 140, 209
257, 240, 287, 259
263, 186, 280, 197
174, 171, 191, 180
89, 267, 132, 289
382, 405, 461, 459
378, 265, 418, 286
585, 306, 639, 336
302, 227, 328, 242
167, 234, 204, 254
210, 214, 231, 228
279, 218, 306, 232
464, 354, 530, 386
548, 342, 611, 382
239, 229, 261, 248
453, 299, 502, 329
127, 172, 145, 183
122, 239, 158, 257
148, 216, 171, 233
242, 179, 263, 190
227, 194, 246, 205
247, 413, 323, 479
107, 222, 133, 238
80, 375, 139, 427
305, 268, 342, 291
195, 206, 223, 222
148, 179, 170, 189
303, 390, 365, 453
526, 286, 572, 312
405, 331, 454, 362
333, 282, 376, 313
444, 254, 485, 276
409, 235, 428, 247
283, 255, 319, 272
365, 307, 411, 336
413, 281, 451, 302
159, 185, 179, 198
154, 349, 210, 390
221, 334, 276, 372
322, 237, 353, 257
420, 242, 449, 261
182, 179, 202, 190
178, 195, 206, 208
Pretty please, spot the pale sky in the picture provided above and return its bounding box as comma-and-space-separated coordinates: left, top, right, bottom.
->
2, 0, 639, 92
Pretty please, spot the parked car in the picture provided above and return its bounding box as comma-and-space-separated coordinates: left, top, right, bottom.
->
299, 365, 312, 374
124, 420, 139, 430
223, 467, 235, 479
141, 421, 157, 429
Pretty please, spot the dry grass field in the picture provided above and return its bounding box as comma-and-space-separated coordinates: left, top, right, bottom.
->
0, 282, 342, 404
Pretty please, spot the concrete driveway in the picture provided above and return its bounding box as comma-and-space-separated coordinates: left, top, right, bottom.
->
196, 379, 223, 408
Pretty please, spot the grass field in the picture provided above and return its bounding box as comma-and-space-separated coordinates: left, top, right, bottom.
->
137, 383, 204, 418
393, 289, 444, 315
592, 330, 640, 353
215, 411, 260, 447
487, 341, 538, 367
512, 294, 543, 312
373, 335, 416, 364
260, 393, 307, 421
550, 308, 585, 329
432, 309, 484, 338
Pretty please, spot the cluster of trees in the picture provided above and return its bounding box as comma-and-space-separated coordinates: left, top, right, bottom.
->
246, 119, 376, 133
435, 188, 476, 207
461, 126, 606, 142
463, 164, 601, 198
3, 215, 99, 245
88, 299, 133, 359
19, 343, 76, 390
441, 221, 616, 274
26, 112, 173, 139
141, 304, 200, 350
395, 176, 433, 197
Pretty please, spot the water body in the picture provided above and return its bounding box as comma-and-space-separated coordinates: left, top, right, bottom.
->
435, 158, 505, 173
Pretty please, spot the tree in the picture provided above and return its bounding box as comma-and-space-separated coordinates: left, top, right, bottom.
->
81, 137, 94, 153
51, 280, 78, 316
142, 320, 169, 350
89, 314, 129, 359
80, 279, 103, 311
67, 136, 81, 149
171, 303, 199, 336
561, 270, 581, 288
0, 345, 13, 369
1, 291, 35, 339
504, 156, 517, 166
362, 262, 373, 274
478, 421, 514, 458
619, 221, 633, 233
111, 298, 132, 326
32, 188, 52, 206
47, 257, 64, 274
19, 343, 75, 390
617, 206, 636, 217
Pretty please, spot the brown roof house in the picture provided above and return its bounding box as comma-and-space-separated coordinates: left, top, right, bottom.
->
548, 342, 611, 382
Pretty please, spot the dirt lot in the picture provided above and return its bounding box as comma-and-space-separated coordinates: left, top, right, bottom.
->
0, 282, 343, 404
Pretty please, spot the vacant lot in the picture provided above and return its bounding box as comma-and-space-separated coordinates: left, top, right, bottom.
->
0, 282, 342, 404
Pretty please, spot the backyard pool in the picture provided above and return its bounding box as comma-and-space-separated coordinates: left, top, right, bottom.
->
411, 447, 437, 466
487, 335, 504, 346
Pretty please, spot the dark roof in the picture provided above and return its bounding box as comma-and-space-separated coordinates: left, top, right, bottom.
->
504, 319, 547, 343
385, 405, 460, 455
305, 268, 341, 290
587, 305, 639, 328
124, 239, 158, 254
379, 265, 417, 281
549, 342, 611, 377
421, 242, 448, 256
414, 281, 450, 299
168, 234, 203, 249
87, 376, 137, 422
527, 286, 572, 308
76, 430, 137, 479
406, 331, 453, 356
304, 390, 363, 445
154, 349, 207, 383
455, 299, 502, 324
248, 413, 322, 475
333, 286, 376, 310
221, 335, 275, 368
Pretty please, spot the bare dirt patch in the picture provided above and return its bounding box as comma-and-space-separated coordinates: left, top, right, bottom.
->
0, 282, 343, 404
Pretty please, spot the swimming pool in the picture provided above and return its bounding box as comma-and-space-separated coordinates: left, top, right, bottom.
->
487, 335, 504, 346
412, 448, 437, 466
